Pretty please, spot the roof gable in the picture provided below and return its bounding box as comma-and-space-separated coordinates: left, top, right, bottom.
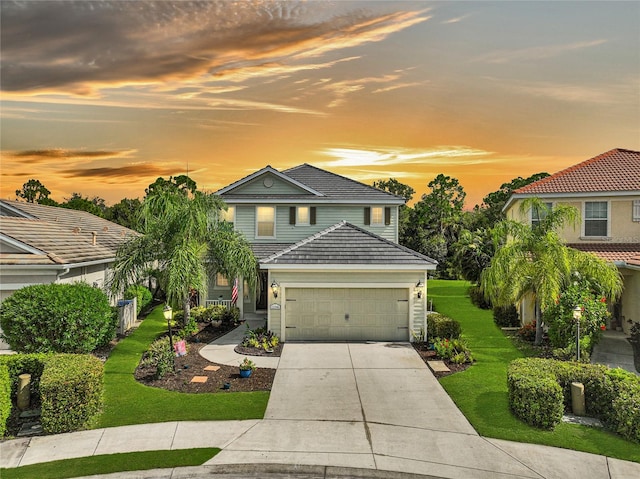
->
216, 166, 323, 197
514, 148, 640, 195
261, 221, 437, 267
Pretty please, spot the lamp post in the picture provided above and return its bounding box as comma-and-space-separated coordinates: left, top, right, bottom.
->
573, 305, 582, 361
163, 304, 174, 363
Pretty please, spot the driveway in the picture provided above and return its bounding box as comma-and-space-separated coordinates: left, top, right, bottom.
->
212, 342, 605, 478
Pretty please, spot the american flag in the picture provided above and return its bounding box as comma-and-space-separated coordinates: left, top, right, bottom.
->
231, 278, 239, 305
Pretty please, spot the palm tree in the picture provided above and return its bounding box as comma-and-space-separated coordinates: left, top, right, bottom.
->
109, 185, 257, 322
481, 198, 622, 344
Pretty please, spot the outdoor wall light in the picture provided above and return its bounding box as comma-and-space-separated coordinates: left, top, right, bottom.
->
416, 279, 424, 299
271, 281, 280, 298
163, 304, 175, 368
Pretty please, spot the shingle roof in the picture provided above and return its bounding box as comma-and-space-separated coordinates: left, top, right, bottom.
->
0, 201, 137, 266
514, 148, 640, 195
261, 221, 437, 267
283, 164, 403, 202
251, 243, 295, 260
218, 164, 404, 203
568, 243, 640, 264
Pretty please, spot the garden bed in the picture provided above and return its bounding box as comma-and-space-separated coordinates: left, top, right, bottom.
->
412, 343, 472, 378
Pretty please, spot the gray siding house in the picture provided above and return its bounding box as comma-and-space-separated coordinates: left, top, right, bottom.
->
211, 164, 437, 342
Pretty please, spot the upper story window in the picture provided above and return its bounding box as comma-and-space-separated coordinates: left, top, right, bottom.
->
215, 273, 229, 287
289, 206, 316, 226
220, 206, 235, 224
633, 200, 640, 222
256, 206, 276, 238
531, 202, 552, 228
364, 206, 391, 226
584, 201, 608, 237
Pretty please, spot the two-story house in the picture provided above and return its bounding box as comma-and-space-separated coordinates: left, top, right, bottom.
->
208, 164, 437, 342
503, 148, 640, 335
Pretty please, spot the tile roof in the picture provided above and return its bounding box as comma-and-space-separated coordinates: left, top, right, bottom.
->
514, 148, 640, 195
567, 243, 640, 264
0, 201, 137, 266
251, 243, 295, 260
261, 221, 437, 267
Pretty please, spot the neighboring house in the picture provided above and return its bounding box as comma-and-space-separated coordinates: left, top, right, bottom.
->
211, 164, 437, 342
0, 200, 137, 301
503, 148, 640, 335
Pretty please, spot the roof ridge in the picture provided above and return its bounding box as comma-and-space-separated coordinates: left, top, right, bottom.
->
261, 221, 347, 263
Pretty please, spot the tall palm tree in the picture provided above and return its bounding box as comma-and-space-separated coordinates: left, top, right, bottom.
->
481, 198, 622, 344
109, 186, 257, 322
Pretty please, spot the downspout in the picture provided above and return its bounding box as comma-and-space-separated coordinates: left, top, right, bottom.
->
56, 267, 70, 282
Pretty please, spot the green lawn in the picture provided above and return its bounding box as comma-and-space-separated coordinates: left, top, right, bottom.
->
0, 448, 219, 479
429, 280, 640, 463
96, 305, 269, 428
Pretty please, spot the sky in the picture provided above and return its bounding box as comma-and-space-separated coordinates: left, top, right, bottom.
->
1, 0, 639, 208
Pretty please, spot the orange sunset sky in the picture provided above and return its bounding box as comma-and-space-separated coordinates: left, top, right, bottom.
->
1, 1, 639, 208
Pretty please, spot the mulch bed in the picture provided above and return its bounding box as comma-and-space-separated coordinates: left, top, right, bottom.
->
134, 322, 276, 394
412, 343, 472, 378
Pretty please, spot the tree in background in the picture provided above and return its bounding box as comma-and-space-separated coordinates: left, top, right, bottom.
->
481, 198, 622, 345
144, 175, 197, 198
15, 179, 57, 205
372, 178, 415, 245
105, 198, 142, 231
109, 177, 257, 323
406, 174, 466, 277
61, 193, 107, 217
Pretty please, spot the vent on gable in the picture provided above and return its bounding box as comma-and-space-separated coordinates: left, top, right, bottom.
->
73, 227, 82, 234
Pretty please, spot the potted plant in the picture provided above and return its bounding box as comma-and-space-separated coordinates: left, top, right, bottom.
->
239, 357, 256, 378
627, 322, 640, 373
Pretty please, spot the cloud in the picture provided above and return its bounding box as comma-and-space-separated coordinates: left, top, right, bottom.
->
316, 145, 496, 167
4, 149, 136, 164
441, 14, 472, 24
475, 39, 608, 64
1, 1, 431, 97
59, 163, 181, 180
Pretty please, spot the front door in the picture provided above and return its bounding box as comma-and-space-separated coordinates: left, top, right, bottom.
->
256, 271, 268, 310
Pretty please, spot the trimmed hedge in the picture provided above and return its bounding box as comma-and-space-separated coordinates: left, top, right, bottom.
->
0, 353, 104, 436
0, 283, 116, 353
508, 358, 640, 442
0, 363, 10, 437
427, 313, 461, 341
40, 354, 104, 434
493, 305, 520, 328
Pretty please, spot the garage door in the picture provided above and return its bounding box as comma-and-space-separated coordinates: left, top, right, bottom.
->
285, 288, 409, 341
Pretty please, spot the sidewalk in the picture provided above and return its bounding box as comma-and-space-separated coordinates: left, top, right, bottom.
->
591, 330, 638, 375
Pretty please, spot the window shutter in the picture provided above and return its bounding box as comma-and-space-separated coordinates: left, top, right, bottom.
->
384, 207, 391, 226
289, 207, 296, 225
364, 207, 371, 225
310, 207, 316, 225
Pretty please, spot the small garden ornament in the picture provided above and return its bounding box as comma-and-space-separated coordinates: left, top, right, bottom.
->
239, 357, 256, 378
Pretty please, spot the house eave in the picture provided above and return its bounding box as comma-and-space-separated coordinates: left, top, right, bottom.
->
0, 257, 115, 270
220, 197, 405, 205
503, 190, 640, 213
216, 166, 325, 197
259, 263, 437, 271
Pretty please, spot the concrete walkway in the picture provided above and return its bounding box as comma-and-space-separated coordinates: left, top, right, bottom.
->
591, 330, 638, 375
2, 327, 639, 478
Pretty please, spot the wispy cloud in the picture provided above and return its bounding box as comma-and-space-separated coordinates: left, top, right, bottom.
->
1, 1, 431, 99
441, 14, 472, 25
316, 145, 496, 167
4, 149, 136, 164
476, 39, 608, 64
59, 163, 184, 180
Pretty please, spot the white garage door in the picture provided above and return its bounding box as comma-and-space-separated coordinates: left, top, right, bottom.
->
285, 288, 409, 341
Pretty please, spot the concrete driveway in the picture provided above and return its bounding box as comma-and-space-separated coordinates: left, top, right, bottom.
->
210, 342, 628, 478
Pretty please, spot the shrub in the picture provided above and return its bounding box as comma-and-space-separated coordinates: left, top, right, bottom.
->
427, 313, 461, 341
241, 327, 279, 351
493, 305, 520, 327
239, 357, 256, 371
141, 337, 175, 379
222, 307, 240, 324
0, 363, 10, 437
124, 285, 152, 315
468, 285, 491, 309
40, 354, 104, 434
507, 359, 564, 430
0, 283, 115, 353
516, 321, 537, 342
0, 353, 49, 398
433, 338, 474, 364
507, 358, 640, 442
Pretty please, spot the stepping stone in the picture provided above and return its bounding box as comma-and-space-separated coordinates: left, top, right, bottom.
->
204, 365, 220, 372
17, 422, 43, 437
19, 409, 41, 419
428, 360, 450, 372
190, 376, 208, 383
